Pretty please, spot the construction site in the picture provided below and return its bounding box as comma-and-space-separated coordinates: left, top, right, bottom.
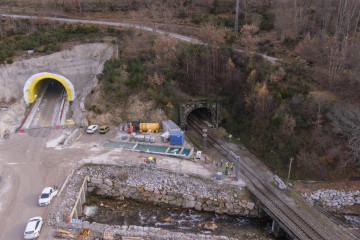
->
0, 6, 360, 240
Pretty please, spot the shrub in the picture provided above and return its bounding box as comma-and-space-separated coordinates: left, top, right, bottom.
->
96, 73, 104, 81
0, 54, 6, 63
210, 0, 218, 14
107, 27, 115, 33
6, 58, 13, 64
258, 7, 275, 31
116, 91, 126, 99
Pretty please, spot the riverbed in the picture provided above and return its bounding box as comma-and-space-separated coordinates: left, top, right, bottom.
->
82, 194, 274, 239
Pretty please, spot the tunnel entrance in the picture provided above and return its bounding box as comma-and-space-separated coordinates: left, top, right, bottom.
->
23, 72, 75, 104
180, 101, 219, 130
30, 78, 66, 128
187, 107, 214, 128
22, 75, 74, 128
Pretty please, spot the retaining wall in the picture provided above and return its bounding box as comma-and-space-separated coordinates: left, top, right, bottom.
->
87, 165, 259, 217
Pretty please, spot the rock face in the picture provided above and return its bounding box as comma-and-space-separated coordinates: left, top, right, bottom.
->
0, 43, 116, 134
86, 165, 259, 217
303, 189, 360, 208
0, 43, 115, 103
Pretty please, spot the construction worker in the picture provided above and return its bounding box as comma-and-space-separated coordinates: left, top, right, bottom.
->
225, 162, 229, 170
230, 163, 234, 171
220, 159, 223, 168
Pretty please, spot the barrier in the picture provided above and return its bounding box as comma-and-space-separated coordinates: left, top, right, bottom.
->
54, 126, 60, 129
19, 129, 25, 133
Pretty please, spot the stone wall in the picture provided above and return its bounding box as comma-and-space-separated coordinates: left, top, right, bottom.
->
303, 189, 360, 208
86, 165, 259, 217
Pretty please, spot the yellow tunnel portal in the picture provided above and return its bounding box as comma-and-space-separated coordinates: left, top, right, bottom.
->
24, 72, 75, 104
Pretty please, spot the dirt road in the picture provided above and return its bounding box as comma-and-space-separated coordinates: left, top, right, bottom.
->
0, 128, 213, 240
0, 132, 84, 239
0, 14, 279, 64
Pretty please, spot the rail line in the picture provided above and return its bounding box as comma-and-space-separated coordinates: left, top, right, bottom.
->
187, 115, 353, 240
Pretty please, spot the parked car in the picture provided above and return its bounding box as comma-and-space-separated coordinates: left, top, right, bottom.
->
38, 186, 58, 206
24, 216, 43, 239
86, 125, 98, 134
99, 125, 109, 134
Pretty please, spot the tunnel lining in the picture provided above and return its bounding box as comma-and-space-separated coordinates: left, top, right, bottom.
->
23, 72, 75, 104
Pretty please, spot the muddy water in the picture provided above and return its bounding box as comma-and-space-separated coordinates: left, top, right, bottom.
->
83, 194, 273, 239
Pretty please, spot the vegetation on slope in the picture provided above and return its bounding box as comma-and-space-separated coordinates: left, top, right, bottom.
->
1, 0, 360, 180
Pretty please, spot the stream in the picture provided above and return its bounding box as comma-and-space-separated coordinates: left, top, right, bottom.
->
82, 194, 274, 239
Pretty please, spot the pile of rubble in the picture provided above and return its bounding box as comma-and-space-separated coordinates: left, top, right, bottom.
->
302, 189, 360, 208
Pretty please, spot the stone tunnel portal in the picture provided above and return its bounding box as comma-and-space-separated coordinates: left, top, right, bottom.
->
180, 101, 219, 130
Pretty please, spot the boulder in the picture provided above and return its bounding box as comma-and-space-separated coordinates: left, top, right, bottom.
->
98, 183, 112, 191
184, 200, 196, 208
91, 178, 103, 184
195, 202, 202, 211
104, 178, 113, 186
247, 202, 255, 210
203, 220, 217, 231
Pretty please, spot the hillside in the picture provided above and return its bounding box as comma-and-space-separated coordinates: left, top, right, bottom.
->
0, 0, 360, 180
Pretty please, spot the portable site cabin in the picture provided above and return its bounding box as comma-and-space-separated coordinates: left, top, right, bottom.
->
170, 131, 184, 146
162, 120, 181, 133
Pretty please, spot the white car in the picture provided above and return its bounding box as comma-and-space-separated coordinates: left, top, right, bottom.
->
87, 125, 98, 134
38, 187, 58, 206
24, 216, 43, 239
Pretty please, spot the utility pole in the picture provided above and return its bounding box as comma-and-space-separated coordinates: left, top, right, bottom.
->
287, 157, 294, 186
235, 0, 240, 33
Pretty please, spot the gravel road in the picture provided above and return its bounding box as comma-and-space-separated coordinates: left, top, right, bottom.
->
0, 13, 279, 64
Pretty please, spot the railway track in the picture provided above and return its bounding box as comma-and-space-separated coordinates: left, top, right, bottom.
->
187, 115, 354, 240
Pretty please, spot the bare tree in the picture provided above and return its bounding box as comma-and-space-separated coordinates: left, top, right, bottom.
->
336, 0, 360, 41
240, 24, 260, 53
274, 0, 292, 42
328, 102, 360, 167
326, 36, 345, 90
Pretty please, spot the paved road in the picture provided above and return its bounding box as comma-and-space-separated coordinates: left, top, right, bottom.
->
0, 13, 279, 64
30, 81, 64, 128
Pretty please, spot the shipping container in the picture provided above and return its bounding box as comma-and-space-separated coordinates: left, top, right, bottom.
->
139, 123, 160, 133
170, 131, 184, 146
162, 120, 181, 133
